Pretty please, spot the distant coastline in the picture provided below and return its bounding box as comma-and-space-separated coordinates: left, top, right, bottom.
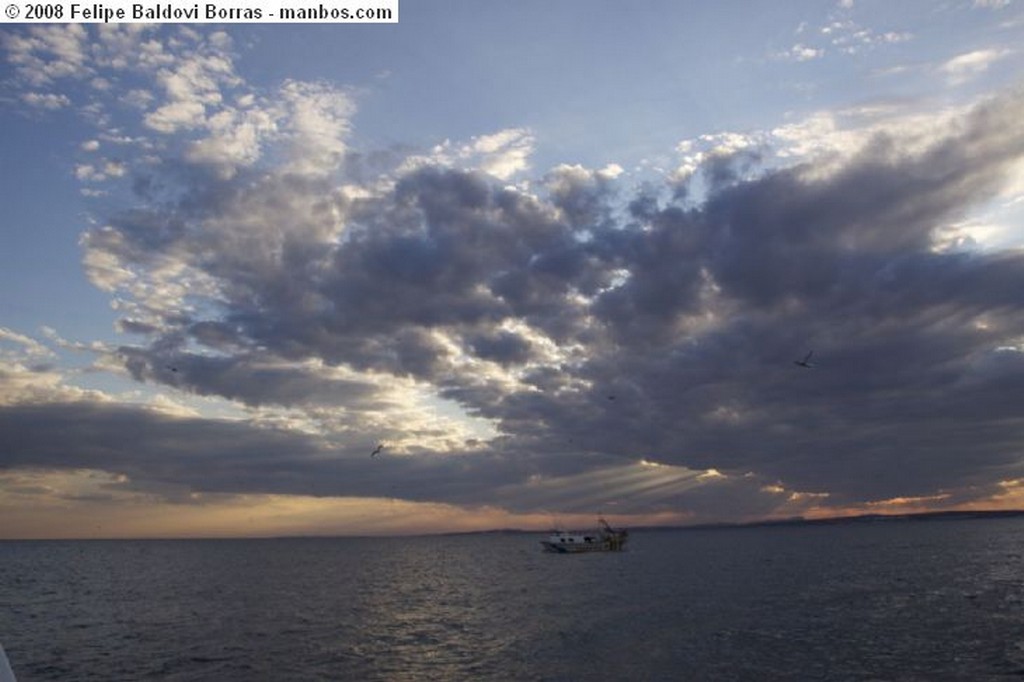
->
652, 508, 1024, 532
443, 509, 1024, 537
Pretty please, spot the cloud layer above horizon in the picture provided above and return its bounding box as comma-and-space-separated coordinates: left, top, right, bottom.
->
3, 23, 1024, 534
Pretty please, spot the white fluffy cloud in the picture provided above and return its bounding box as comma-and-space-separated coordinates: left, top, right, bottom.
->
942, 48, 1011, 84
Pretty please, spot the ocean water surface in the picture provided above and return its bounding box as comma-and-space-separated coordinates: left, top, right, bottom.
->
3, 517, 1024, 680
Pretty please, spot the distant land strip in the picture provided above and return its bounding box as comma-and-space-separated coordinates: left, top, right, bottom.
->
632, 509, 1024, 533
442, 509, 1024, 536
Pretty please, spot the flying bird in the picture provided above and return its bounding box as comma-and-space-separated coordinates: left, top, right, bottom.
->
370, 443, 385, 457
794, 351, 815, 368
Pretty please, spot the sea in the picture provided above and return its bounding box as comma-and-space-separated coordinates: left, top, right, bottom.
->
3, 517, 1024, 681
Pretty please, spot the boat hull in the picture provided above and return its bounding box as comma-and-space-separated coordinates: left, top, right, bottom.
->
540, 539, 625, 553
540, 521, 628, 553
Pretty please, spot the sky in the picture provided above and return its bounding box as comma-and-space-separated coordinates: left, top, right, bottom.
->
2, 1, 1024, 538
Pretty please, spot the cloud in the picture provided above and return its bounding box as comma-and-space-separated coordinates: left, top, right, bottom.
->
277, 80, 354, 176
942, 49, 1011, 85
141, 39, 242, 134
144, 99, 207, 133
74, 161, 126, 182
21, 91, 71, 109
400, 127, 535, 181
2, 26, 347, 182
0, 328, 55, 363
2, 24, 91, 86
184, 106, 276, 172
784, 44, 825, 62
823, 21, 913, 55
776, 14, 913, 62
5, 25, 1024, 527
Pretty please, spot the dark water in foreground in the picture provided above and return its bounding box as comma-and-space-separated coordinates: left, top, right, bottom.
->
3, 518, 1024, 681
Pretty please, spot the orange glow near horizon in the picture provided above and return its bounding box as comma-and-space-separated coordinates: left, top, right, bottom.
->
0, 491, 700, 540
0, 469, 695, 539
789, 487, 1024, 521
4, 468, 1024, 539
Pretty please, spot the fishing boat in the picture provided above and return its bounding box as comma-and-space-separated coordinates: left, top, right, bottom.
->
540, 518, 628, 553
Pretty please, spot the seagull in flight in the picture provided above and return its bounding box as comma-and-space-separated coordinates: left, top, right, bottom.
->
794, 351, 815, 368
370, 443, 385, 457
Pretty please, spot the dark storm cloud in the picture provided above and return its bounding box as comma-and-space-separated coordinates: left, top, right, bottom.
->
10, 85, 1024, 521
0, 399, 324, 491
119, 347, 381, 409
701, 115, 1024, 311
0, 385, 640, 512
519, 87, 1024, 507
466, 330, 535, 366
